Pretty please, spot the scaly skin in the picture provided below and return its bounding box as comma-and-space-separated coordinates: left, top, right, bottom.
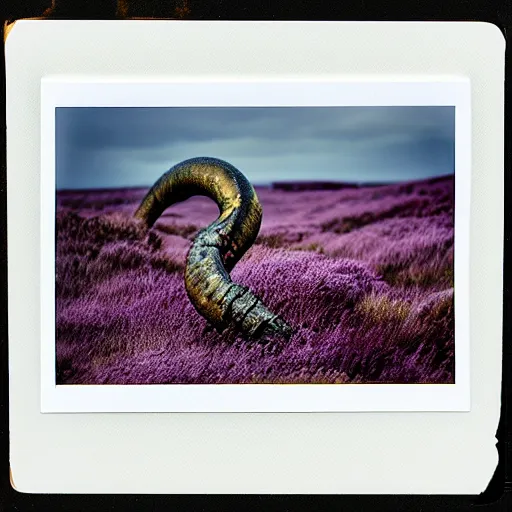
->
134, 157, 293, 342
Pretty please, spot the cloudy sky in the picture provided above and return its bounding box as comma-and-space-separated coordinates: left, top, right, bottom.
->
55, 106, 455, 190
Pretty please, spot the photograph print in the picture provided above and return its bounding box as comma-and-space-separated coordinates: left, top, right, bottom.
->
54, 103, 457, 387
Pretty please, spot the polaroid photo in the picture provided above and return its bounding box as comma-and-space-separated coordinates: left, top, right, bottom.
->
40, 77, 471, 413
8, 19, 504, 496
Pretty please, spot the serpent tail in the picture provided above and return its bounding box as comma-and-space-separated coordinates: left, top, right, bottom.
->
134, 156, 293, 341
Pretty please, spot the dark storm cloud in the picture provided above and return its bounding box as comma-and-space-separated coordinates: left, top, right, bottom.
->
55, 106, 455, 189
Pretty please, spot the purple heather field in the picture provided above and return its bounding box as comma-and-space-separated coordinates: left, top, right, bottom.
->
55, 175, 455, 385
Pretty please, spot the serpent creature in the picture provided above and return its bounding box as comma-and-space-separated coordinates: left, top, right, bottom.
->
134, 157, 293, 342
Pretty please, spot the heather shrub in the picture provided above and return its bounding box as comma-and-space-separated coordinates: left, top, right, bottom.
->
289, 242, 325, 254
415, 288, 454, 321
355, 293, 412, 323
255, 233, 287, 248
375, 253, 453, 289
233, 248, 388, 331
154, 222, 199, 239
316, 216, 454, 290
55, 175, 455, 385
56, 212, 183, 299
256, 229, 311, 247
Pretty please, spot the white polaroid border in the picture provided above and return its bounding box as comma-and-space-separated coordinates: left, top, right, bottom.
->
40, 77, 471, 413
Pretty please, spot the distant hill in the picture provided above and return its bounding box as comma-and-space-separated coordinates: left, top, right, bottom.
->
270, 174, 453, 192
271, 182, 361, 191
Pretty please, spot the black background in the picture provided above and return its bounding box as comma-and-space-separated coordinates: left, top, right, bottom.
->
1, 0, 511, 510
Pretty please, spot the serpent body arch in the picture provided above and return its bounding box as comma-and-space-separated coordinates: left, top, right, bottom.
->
134, 156, 293, 341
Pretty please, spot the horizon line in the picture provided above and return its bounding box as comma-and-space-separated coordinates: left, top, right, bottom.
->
55, 172, 454, 193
